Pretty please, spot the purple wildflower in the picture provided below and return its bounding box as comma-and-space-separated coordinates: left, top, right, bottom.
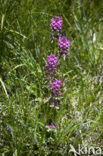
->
51, 101, 58, 106
74, 130, 78, 136
82, 125, 87, 131
6, 126, 11, 131
46, 124, 55, 129
50, 79, 62, 97
50, 17, 62, 32
45, 54, 58, 77
58, 36, 70, 56
59, 37, 69, 51
50, 101, 59, 109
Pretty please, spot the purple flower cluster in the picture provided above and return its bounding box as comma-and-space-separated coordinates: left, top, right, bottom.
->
51, 101, 58, 107
45, 54, 58, 77
50, 80, 62, 97
58, 36, 69, 56
46, 124, 55, 129
50, 16, 70, 57
46, 16, 70, 128
59, 36, 69, 51
50, 16, 62, 32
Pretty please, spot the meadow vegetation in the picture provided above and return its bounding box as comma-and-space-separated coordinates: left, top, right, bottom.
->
0, 0, 103, 155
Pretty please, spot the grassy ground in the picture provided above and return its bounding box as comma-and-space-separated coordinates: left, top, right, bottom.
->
0, 0, 103, 155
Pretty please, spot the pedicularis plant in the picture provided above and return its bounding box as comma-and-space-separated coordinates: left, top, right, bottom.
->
45, 17, 70, 129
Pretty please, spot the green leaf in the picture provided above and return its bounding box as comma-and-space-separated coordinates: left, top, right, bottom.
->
13, 149, 17, 156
